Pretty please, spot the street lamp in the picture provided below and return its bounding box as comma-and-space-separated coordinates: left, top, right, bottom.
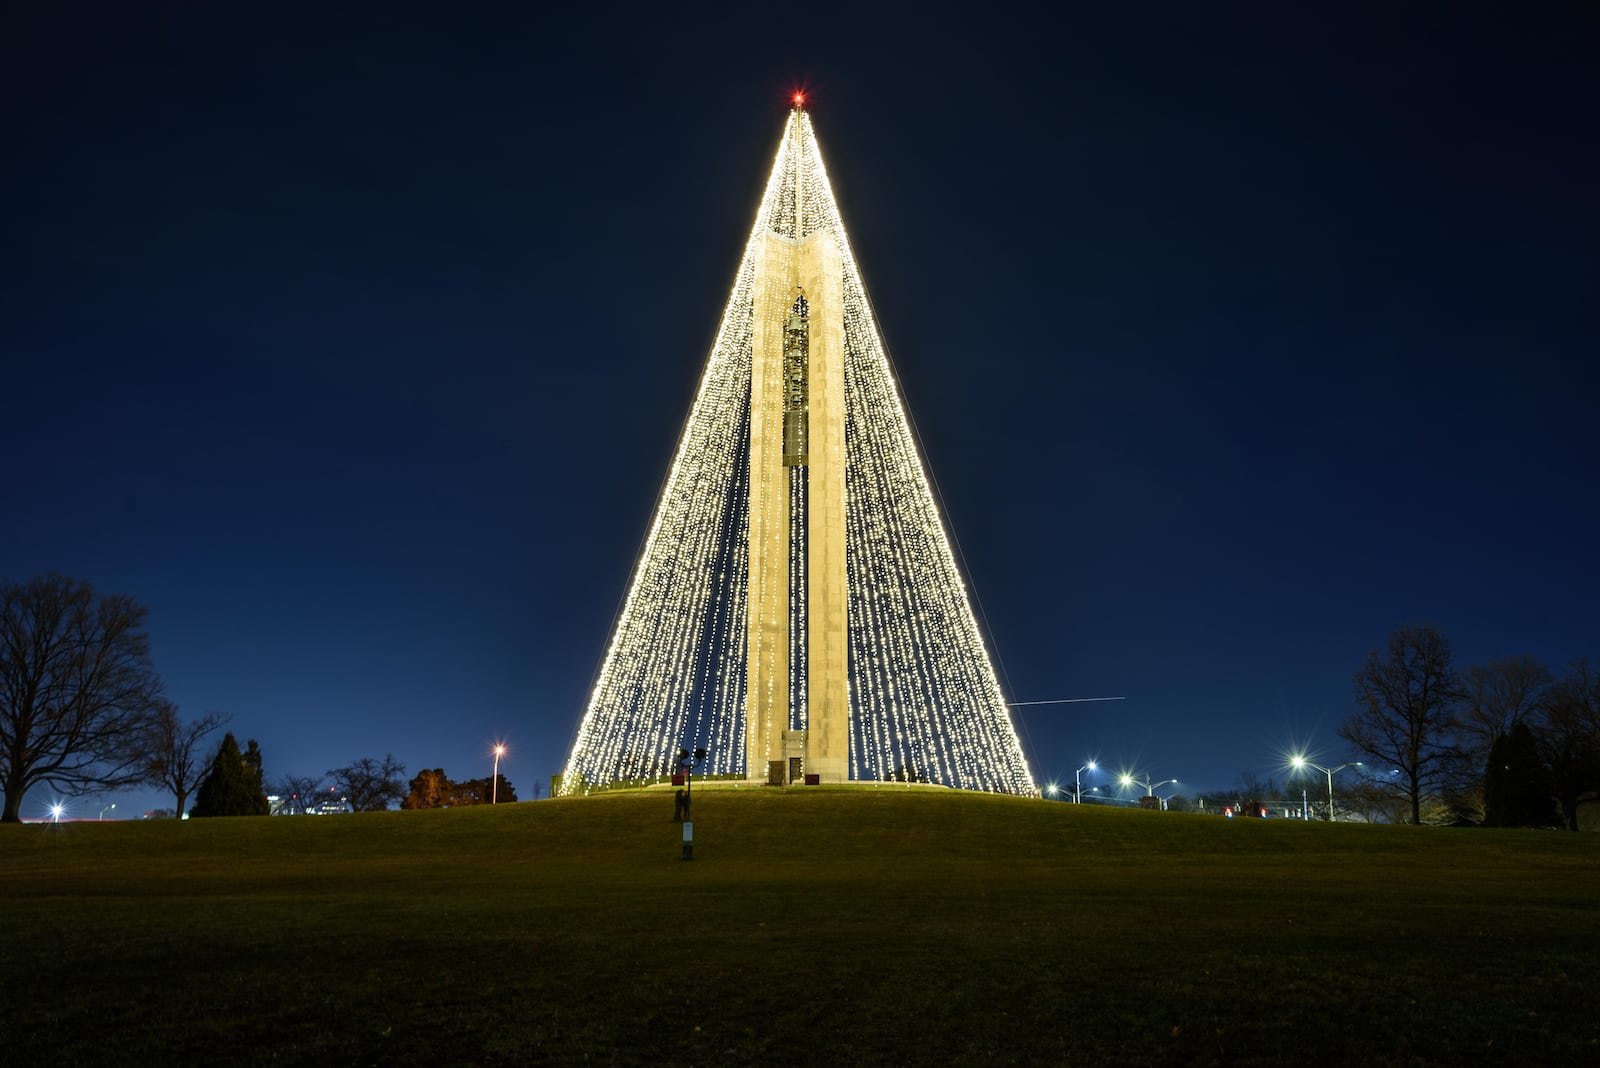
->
1075, 761, 1096, 803
1045, 783, 1059, 799
1119, 773, 1176, 798
677, 746, 707, 860
1291, 757, 1361, 821
99, 803, 116, 821
492, 744, 507, 804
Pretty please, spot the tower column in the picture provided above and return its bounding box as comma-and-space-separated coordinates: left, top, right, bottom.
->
746, 230, 796, 780
800, 233, 847, 783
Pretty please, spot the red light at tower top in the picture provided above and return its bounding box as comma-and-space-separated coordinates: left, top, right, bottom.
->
792, 91, 806, 107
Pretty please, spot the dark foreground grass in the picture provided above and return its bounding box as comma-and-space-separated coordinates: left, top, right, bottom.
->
3, 787, 1597, 1066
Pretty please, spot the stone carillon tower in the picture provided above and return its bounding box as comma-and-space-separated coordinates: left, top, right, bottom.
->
557, 101, 1037, 798
746, 114, 848, 785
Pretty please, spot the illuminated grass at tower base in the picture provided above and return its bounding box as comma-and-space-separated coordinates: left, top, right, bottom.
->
559, 107, 1034, 796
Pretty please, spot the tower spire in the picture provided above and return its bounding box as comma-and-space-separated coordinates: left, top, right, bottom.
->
793, 105, 805, 241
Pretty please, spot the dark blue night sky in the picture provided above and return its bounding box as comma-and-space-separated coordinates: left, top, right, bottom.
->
5, 3, 1596, 817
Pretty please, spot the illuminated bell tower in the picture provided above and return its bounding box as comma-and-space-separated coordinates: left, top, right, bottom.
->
746, 105, 848, 785
557, 100, 1037, 799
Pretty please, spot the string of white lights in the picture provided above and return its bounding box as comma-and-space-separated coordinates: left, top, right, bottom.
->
558, 111, 1034, 796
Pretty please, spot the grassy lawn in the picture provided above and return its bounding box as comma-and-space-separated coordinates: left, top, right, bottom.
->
3, 786, 1597, 1065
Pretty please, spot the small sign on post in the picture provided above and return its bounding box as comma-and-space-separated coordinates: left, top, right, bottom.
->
682, 820, 693, 861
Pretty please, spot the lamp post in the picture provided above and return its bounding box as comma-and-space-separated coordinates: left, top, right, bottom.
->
492, 744, 506, 804
1119, 773, 1176, 800
1075, 761, 1096, 803
99, 803, 116, 821
1291, 757, 1361, 821
678, 746, 706, 860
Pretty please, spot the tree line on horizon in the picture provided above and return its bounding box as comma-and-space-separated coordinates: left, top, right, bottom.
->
1335, 623, 1598, 828
1099, 626, 1598, 828
400, 768, 517, 808
0, 573, 516, 821
4, 575, 1594, 825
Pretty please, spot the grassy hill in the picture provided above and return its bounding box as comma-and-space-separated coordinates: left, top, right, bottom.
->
3, 785, 1597, 1065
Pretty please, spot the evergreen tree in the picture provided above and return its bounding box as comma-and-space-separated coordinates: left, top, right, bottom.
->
243, 738, 267, 801
191, 732, 269, 817
1483, 722, 1557, 827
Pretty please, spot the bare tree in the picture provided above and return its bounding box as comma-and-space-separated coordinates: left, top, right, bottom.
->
1537, 659, 1600, 831
1230, 770, 1278, 800
1, 574, 166, 823
1340, 624, 1464, 825
1460, 656, 1552, 760
329, 755, 407, 812
142, 704, 228, 819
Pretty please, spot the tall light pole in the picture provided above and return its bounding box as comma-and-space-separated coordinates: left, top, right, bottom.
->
1292, 757, 1361, 821
1119, 773, 1176, 800
1075, 761, 1096, 803
492, 744, 506, 804
99, 803, 116, 821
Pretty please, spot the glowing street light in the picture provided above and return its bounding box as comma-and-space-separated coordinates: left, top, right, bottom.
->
1045, 783, 1060, 799
1119, 773, 1176, 794
1291, 757, 1361, 821
99, 803, 116, 821
1119, 773, 1177, 805
49, 802, 64, 823
492, 744, 507, 804
1075, 761, 1096, 804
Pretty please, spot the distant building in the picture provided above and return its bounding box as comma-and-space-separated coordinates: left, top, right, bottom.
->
268, 790, 352, 815
310, 792, 352, 815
